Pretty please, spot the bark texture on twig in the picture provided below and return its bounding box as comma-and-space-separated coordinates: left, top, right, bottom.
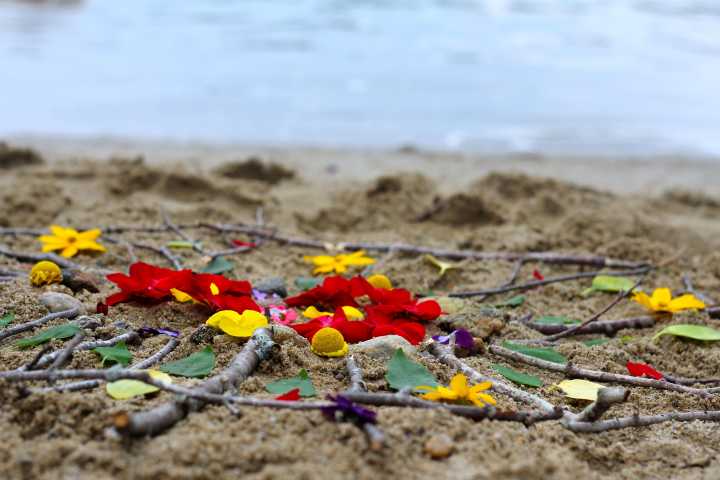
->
0, 307, 80, 344
30, 331, 139, 370
565, 410, 720, 433
575, 387, 629, 422
343, 356, 384, 450
47, 331, 85, 371
524, 316, 655, 336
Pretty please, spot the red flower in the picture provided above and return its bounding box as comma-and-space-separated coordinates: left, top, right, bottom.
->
532, 269, 545, 281
371, 320, 426, 345
231, 240, 257, 249
291, 308, 373, 343
275, 388, 301, 401
183, 272, 260, 313
626, 361, 663, 380
105, 262, 193, 306
285, 276, 360, 310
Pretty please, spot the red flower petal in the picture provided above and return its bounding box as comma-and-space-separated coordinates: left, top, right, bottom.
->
626, 361, 663, 380
372, 321, 425, 345
96, 302, 109, 315
275, 388, 301, 401
231, 240, 257, 248
533, 269, 545, 281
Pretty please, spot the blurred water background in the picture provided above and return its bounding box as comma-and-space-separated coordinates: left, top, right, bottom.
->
1, 0, 719, 155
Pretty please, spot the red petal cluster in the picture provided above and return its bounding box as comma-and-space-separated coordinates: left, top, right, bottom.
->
626, 361, 663, 380
104, 262, 259, 313
288, 276, 441, 345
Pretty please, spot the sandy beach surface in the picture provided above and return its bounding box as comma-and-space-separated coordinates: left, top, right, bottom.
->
1, 138, 720, 479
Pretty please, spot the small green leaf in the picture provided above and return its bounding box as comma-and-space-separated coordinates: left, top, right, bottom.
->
265, 369, 316, 397
160, 346, 216, 378
17, 324, 81, 348
653, 324, 720, 342
502, 341, 567, 364
385, 348, 438, 391
583, 338, 610, 347
535, 315, 580, 325
201, 256, 234, 274
582, 275, 635, 296
492, 364, 543, 387
93, 341, 132, 367
167, 240, 198, 249
0, 312, 14, 328
294, 277, 322, 291
495, 295, 525, 308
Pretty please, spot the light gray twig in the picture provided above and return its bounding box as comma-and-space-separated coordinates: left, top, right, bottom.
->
0, 307, 80, 344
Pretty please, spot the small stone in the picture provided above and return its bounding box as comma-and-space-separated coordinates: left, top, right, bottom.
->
424, 434, 455, 459
61, 269, 101, 293
254, 277, 288, 297
38, 292, 83, 315
350, 335, 416, 360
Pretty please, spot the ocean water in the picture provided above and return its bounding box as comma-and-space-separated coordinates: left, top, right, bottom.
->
1, 0, 719, 155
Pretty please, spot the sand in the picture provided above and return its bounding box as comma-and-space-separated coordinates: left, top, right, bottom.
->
1, 139, 720, 479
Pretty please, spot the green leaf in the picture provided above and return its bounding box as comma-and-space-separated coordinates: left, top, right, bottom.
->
385, 348, 438, 391
265, 369, 316, 397
93, 341, 132, 367
294, 277, 322, 291
492, 364, 543, 387
0, 312, 14, 328
159, 346, 216, 378
495, 295, 525, 308
201, 256, 234, 274
535, 315, 580, 325
582, 275, 635, 296
653, 324, 720, 342
167, 240, 198, 249
502, 341, 567, 364
17, 324, 81, 348
583, 338, 610, 347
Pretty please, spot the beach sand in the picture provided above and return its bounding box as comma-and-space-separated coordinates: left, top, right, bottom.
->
1, 139, 720, 479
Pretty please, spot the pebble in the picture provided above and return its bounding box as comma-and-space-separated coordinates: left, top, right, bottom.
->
254, 277, 288, 297
424, 434, 455, 459
38, 292, 83, 316
349, 335, 416, 360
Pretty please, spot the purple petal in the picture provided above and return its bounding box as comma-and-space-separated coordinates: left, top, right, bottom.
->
138, 326, 180, 338
432, 329, 474, 349
322, 394, 376, 425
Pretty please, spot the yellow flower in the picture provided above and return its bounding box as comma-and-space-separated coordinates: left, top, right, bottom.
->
38, 225, 106, 258
367, 274, 392, 290
303, 305, 364, 320
633, 288, 705, 313
303, 250, 375, 275
29, 261, 63, 286
206, 310, 268, 337
310, 327, 349, 357
416, 373, 496, 408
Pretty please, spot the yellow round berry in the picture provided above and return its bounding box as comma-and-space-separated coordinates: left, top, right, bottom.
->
311, 327, 349, 357
29, 261, 63, 287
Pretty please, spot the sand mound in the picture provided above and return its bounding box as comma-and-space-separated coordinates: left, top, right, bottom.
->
213, 157, 295, 184
0, 142, 44, 169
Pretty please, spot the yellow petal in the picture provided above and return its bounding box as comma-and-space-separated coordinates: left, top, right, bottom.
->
305, 255, 334, 266
210, 282, 220, 295
76, 228, 101, 240
415, 385, 437, 393
420, 391, 443, 401
218, 310, 268, 338
74, 240, 107, 252
310, 327, 349, 357
343, 257, 375, 267
206, 310, 241, 328
424, 254, 457, 277
50, 225, 71, 238
632, 291, 656, 311
435, 386, 460, 400
38, 235, 66, 245
651, 288, 672, 309
41, 244, 65, 253
367, 274, 392, 290
303, 306, 333, 319
346, 250, 368, 258
449, 373, 469, 397
556, 379, 605, 401
313, 264, 336, 275
475, 392, 497, 406
106, 370, 172, 400
60, 246, 78, 258
469, 381, 492, 394
172, 289, 196, 304
668, 294, 706, 312
341, 306, 364, 320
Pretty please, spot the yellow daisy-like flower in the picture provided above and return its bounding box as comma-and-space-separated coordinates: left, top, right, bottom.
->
416, 373, 496, 408
38, 225, 106, 258
29, 261, 63, 286
310, 327, 349, 357
303, 250, 375, 275
206, 309, 268, 337
633, 288, 705, 313
303, 305, 364, 320
367, 274, 392, 290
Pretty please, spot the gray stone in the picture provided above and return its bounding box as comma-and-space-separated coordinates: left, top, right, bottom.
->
350, 335, 416, 360
254, 277, 288, 298
38, 292, 83, 315
271, 324, 309, 347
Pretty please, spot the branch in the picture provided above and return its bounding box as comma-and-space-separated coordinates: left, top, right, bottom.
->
489, 344, 714, 398
28, 331, 140, 370
565, 410, 720, 433
682, 274, 716, 307
161, 210, 205, 255
0, 307, 80, 344
523, 315, 655, 336
0, 245, 84, 270
47, 331, 85, 371
448, 267, 650, 299
575, 387, 629, 422
343, 356, 384, 450
115, 328, 276, 436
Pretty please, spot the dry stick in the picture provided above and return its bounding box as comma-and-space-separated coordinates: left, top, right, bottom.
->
524, 316, 656, 336
539, 278, 645, 343
162, 210, 205, 255
448, 267, 650, 299
488, 344, 715, 399
207, 246, 252, 260
0, 245, 84, 270
47, 331, 85, 371
115, 328, 276, 437
29, 331, 140, 370
37, 336, 180, 393
428, 342, 560, 416
565, 410, 720, 433
343, 356, 384, 450
574, 387, 629, 423
682, 274, 716, 306
0, 307, 80, 344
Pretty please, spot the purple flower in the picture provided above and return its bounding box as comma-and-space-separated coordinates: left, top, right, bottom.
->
138, 326, 180, 338
432, 329, 475, 350
321, 394, 377, 425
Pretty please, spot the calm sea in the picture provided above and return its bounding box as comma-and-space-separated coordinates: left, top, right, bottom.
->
1, 0, 719, 155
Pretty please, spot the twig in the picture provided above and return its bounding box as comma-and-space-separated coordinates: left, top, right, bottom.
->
207, 246, 252, 260
448, 267, 650, 299
489, 344, 714, 398
565, 410, 720, 433
115, 328, 276, 436
343, 356, 384, 450
161, 210, 205, 255
28, 331, 140, 370
24, 345, 54, 370
682, 274, 716, 307
575, 387, 629, 422
0, 307, 80, 344
523, 316, 656, 336
47, 331, 85, 371
0, 245, 85, 270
